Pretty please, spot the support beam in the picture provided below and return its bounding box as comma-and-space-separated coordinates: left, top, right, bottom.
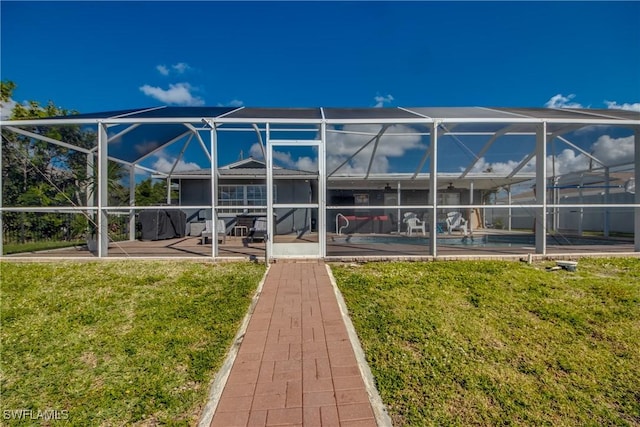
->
507, 186, 512, 231
556, 135, 605, 167
107, 123, 140, 143
210, 121, 218, 258
429, 122, 439, 257
635, 127, 640, 251
166, 177, 172, 204
469, 180, 474, 232
604, 167, 610, 238
319, 122, 327, 258
397, 182, 401, 234
266, 123, 274, 260
167, 134, 194, 177
328, 125, 388, 177
97, 123, 109, 257
364, 125, 389, 179
252, 124, 266, 160
460, 125, 516, 178
185, 124, 213, 163
412, 142, 433, 179
508, 150, 536, 178
535, 122, 547, 255
136, 129, 192, 163
129, 166, 136, 241
5, 126, 92, 154
0, 132, 3, 256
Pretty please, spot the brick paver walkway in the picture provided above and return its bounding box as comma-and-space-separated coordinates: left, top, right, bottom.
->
210, 261, 378, 427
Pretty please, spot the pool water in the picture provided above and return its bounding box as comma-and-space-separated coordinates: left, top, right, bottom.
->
330, 234, 619, 247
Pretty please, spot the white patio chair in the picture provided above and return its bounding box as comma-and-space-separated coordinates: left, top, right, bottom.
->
403, 212, 426, 236
446, 211, 468, 236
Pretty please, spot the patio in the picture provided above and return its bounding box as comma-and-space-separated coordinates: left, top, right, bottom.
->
7, 229, 635, 260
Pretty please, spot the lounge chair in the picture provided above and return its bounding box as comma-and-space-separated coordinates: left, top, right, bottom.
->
446, 211, 468, 236
201, 219, 227, 244
403, 212, 426, 236
248, 217, 267, 242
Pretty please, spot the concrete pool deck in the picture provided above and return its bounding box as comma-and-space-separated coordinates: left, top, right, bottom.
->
4, 230, 636, 260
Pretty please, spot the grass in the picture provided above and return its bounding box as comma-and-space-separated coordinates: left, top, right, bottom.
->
3, 240, 85, 255
0, 260, 266, 426
332, 258, 640, 426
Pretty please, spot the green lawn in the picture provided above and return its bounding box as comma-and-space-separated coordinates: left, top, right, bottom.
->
0, 260, 265, 426
332, 258, 640, 426
3, 240, 85, 255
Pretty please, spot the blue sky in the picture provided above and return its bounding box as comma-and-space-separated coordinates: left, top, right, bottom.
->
1, 1, 639, 175
2, 1, 639, 111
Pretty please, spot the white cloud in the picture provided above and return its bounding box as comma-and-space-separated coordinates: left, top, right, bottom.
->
605, 100, 640, 112
156, 62, 191, 76
152, 154, 201, 173
172, 62, 190, 74
249, 143, 265, 159
326, 124, 425, 174
217, 99, 244, 107
466, 156, 530, 175
0, 98, 17, 120
545, 94, 584, 109
374, 94, 394, 108
467, 134, 635, 176
248, 124, 424, 174
268, 149, 318, 172
156, 64, 169, 76
139, 83, 205, 106
590, 134, 635, 165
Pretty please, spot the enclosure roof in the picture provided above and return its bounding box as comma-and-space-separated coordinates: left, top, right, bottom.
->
5, 105, 639, 123
3, 105, 638, 168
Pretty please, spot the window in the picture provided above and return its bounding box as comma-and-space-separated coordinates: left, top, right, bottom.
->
218, 184, 274, 213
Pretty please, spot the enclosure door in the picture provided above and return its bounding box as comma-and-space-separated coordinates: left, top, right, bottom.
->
267, 140, 321, 258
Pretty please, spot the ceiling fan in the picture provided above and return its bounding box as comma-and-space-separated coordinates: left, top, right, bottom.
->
447, 182, 456, 190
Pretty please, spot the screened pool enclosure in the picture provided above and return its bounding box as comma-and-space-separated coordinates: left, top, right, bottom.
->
1, 106, 639, 259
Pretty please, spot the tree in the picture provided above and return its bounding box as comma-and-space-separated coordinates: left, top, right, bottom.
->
1, 81, 128, 243
135, 178, 170, 206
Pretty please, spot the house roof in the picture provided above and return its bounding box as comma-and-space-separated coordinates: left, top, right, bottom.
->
161, 157, 318, 179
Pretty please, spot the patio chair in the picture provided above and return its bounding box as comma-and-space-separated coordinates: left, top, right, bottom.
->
247, 217, 267, 242
216, 219, 227, 243
201, 219, 227, 244
403, 212, 426, 236
446, 211, 468, 236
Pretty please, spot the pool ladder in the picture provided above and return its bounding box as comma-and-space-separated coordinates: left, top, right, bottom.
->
336, 213, 349, 235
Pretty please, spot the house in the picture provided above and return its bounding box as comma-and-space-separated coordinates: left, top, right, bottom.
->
167, 158, 318, 236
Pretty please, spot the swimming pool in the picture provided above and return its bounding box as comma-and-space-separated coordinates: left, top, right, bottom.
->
330, 234, 621, 247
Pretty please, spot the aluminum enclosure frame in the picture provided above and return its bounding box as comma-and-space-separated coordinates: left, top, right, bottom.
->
1, 106, 639, 258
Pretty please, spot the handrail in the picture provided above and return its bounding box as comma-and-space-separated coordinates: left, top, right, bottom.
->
336, 213, 349, 235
